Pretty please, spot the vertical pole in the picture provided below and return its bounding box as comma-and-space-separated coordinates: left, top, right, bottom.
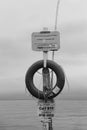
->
48, 118, 53, 130
43, 27, 48, 68
43, 51, 47, 98
38, 100, 54, 130
43, 51, 48, 68
42, 67, 50, 101
43, 51, 50, 101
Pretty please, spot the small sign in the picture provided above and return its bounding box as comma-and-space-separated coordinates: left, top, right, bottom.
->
32, 31, 60, 51
37, 100, 55, 121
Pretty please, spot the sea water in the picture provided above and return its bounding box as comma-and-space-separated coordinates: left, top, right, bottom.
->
0, 100, 87, 130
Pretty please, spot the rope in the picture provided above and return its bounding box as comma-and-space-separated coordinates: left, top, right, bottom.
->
61, 67, 70, 92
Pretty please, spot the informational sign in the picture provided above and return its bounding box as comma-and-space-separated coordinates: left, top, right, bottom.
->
32, 31, 60, 51
37, 100, 55, 121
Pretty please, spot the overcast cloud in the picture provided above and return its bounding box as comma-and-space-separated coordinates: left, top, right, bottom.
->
0, 0, 87, 98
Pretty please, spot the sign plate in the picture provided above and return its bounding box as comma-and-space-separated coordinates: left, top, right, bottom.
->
32, 31, 60, 51
37, 100, 55, 121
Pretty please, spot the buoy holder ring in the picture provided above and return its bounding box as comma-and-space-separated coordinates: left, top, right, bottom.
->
25, 60, 65, 100
25, 30, 65, 100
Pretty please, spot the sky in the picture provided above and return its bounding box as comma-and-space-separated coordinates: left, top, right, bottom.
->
0, 0, 87, 99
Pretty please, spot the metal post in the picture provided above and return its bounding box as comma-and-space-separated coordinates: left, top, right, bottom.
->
43, 50, 50, 101
42, 67, 50, 101
38, 100, 55, 130
43, 51, 48, 68
48, 118, 53, 130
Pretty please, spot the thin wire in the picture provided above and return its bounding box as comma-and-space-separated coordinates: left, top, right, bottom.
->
65, 73, 70, 92
51, 0, 61, 88
54, 0, 70, 93
55, 0, 60, 31
50, 51, 54, 88
25, 87, 34, 98
61, 67, 70, 92
25, 87, 28, 95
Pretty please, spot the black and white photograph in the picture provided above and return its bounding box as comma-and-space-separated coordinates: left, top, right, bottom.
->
0, 0, 87, 130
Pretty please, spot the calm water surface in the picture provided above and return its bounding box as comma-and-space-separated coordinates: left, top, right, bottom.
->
0, 100, 87, 130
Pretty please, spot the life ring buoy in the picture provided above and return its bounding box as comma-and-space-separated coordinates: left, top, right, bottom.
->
25, 60, 65, 100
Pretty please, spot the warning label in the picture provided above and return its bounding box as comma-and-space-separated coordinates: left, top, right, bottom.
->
32, 31, 60, 51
